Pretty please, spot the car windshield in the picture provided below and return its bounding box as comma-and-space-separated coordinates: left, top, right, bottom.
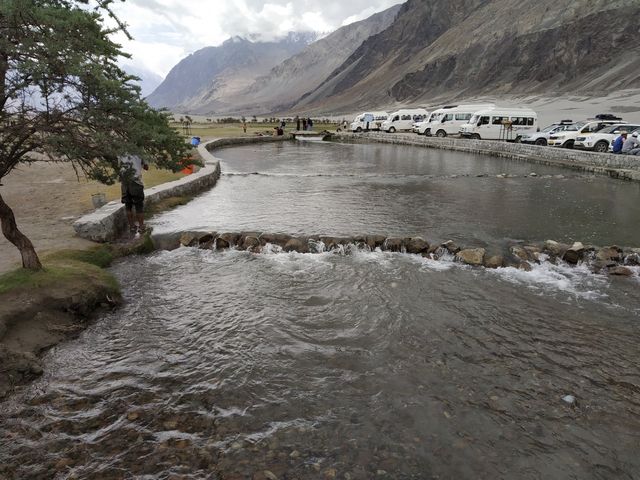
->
565, 122, 585, 131
469, 115, 479, 124
599, 125, 626, 134
541, 124, 559, 133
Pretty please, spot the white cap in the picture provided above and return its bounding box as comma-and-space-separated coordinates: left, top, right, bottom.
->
633, 132, 639, 137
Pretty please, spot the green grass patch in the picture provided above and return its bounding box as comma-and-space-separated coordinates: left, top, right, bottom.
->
0, 258, 119, 296
43, 245, 116, 269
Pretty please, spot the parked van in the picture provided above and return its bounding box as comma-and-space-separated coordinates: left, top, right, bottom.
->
381, 109, 429, 133
350, 111, 388, 132
424, 104, 495, 137
413, 106, 456, 135
459, 107, 538, 141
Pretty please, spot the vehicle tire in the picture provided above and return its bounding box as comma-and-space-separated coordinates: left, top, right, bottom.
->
471, 134, 481, 140
436, 129, 447, 138
356, 127, 362, 133
594, 141, 609, 153
562, 140, 574, 149
389, 127, 396, 133
535, 138, 547, 146
514, 136, 522, 143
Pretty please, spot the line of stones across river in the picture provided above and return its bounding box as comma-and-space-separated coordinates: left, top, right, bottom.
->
152, 231, 640, 278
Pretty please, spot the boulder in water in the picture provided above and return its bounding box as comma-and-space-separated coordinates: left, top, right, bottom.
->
484, 255, 504, 269
242, 235, 261, 252
596, 246, 622, 263
384, 237, 404, 252
563, 242, 585, 265
609, 266, 633, 276
219, 232, 240, 247
456, 248, 485, 266
215, 237, 230, 249
198, 233, 216, 249
544, 240, 567, 257
180, 232, 197, 247
510, 246, 531, 262
259, 233, 291, 247
284, 238, 309, 253
365, 235, 386, 250
441, 240, 460, 254
406, 237, 430, 254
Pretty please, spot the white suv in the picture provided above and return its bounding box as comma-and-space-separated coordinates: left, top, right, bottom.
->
547, 120, 625, 148
520, 121, 573, 146
574, 123, 640, 152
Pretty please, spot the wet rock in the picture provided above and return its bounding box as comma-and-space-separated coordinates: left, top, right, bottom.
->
259, 233, 291, 247
524, 245, 542, 261
609, 266, 633, 276
289, 450, 301, 459
562, 394, 577, 406
624, 249, 640, 266
563, 242, 585, 265
284, 238, 309, 253
529, 172, 538, 177
215, 237, 230, 250
324, 468, 337, 479
405, 237, 430, 254
517, 262, 533, 272
366, 235, 387, 250
484, 255, 504, 269
242, 235, 261, 252
596, 246, 622, 263
180, 232, 197, 247
198, 233, 216, 249
127, 411, 140, 421
544, 240, 567, 257
510, 246, 530, 262
441, 240, 460, 254
320, 236, 343, 251
263, 470, 278, 480
456, 248, 485, 266
219, 232, 240, 247
384, 237, 404, 252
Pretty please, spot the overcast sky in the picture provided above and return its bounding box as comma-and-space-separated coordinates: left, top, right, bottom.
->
111, 0, 405, 79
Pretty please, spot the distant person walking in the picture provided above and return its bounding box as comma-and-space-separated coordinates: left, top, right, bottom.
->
295, 115, 300, 131
119, 154, 149, 235
307, 117, 313, 131
280, 119, 286, 130
612, 131, 627, 153
302, 118, 307, 130
243, 121, 247, 134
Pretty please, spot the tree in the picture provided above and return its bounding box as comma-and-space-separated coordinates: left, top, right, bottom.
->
0, 0, 190, 270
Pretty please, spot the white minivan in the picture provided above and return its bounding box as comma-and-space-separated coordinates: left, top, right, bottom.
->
381, 108, 429, 133
350, 111, 389, 132
425, 104, 495, 137
459, 108, 538, 141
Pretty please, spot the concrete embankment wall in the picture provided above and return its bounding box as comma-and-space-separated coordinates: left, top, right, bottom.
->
73, 136, 291, 242
336, 132, 640, 181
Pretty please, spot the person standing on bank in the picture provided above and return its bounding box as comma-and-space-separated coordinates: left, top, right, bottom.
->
119, 154, 149, 235
302, 117, 307, 131
307, 117, 313, 131
295, 115, 300, 131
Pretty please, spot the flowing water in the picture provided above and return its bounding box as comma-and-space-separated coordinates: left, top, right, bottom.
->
2, 141, 640, 479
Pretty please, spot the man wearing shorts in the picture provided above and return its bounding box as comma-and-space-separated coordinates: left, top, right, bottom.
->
119, 154, 149, 234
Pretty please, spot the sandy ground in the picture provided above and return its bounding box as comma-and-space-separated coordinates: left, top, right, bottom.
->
0, 163, 99, 272
0, 162, 185, 274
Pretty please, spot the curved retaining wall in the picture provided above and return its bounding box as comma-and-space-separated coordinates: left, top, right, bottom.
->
73, 136, 291, 242
336, 132, 640, 181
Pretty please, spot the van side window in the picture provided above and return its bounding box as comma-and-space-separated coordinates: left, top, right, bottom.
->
401, 115, 411, 120
527, 118, 535, 126
413, 115, 425, 121
455, 113, 471, 121
393, 115, 399, 121
492, 116, 505, 125
479, 116, 490, 125
443, 114, 454, 122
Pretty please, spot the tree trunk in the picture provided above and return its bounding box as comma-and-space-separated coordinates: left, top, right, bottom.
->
0, 192, 42, 270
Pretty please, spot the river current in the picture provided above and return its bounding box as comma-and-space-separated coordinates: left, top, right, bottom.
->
2, 141, 640, 479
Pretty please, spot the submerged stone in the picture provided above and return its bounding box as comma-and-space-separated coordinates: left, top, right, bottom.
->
365, 235, 387, 250
259, 233, 291, 247
384, 237, 404, 252
441, 240, 460, 254
484, 255, 504, 269
609, 266, 633, 276
596, 246, 622, 263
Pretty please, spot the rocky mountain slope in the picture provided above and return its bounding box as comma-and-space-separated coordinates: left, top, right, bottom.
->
220, 4, 401, 115
294, 0, 640, 114
146, 33, 318, 112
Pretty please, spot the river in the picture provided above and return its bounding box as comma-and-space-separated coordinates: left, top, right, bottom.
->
1, 141, 639, 479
